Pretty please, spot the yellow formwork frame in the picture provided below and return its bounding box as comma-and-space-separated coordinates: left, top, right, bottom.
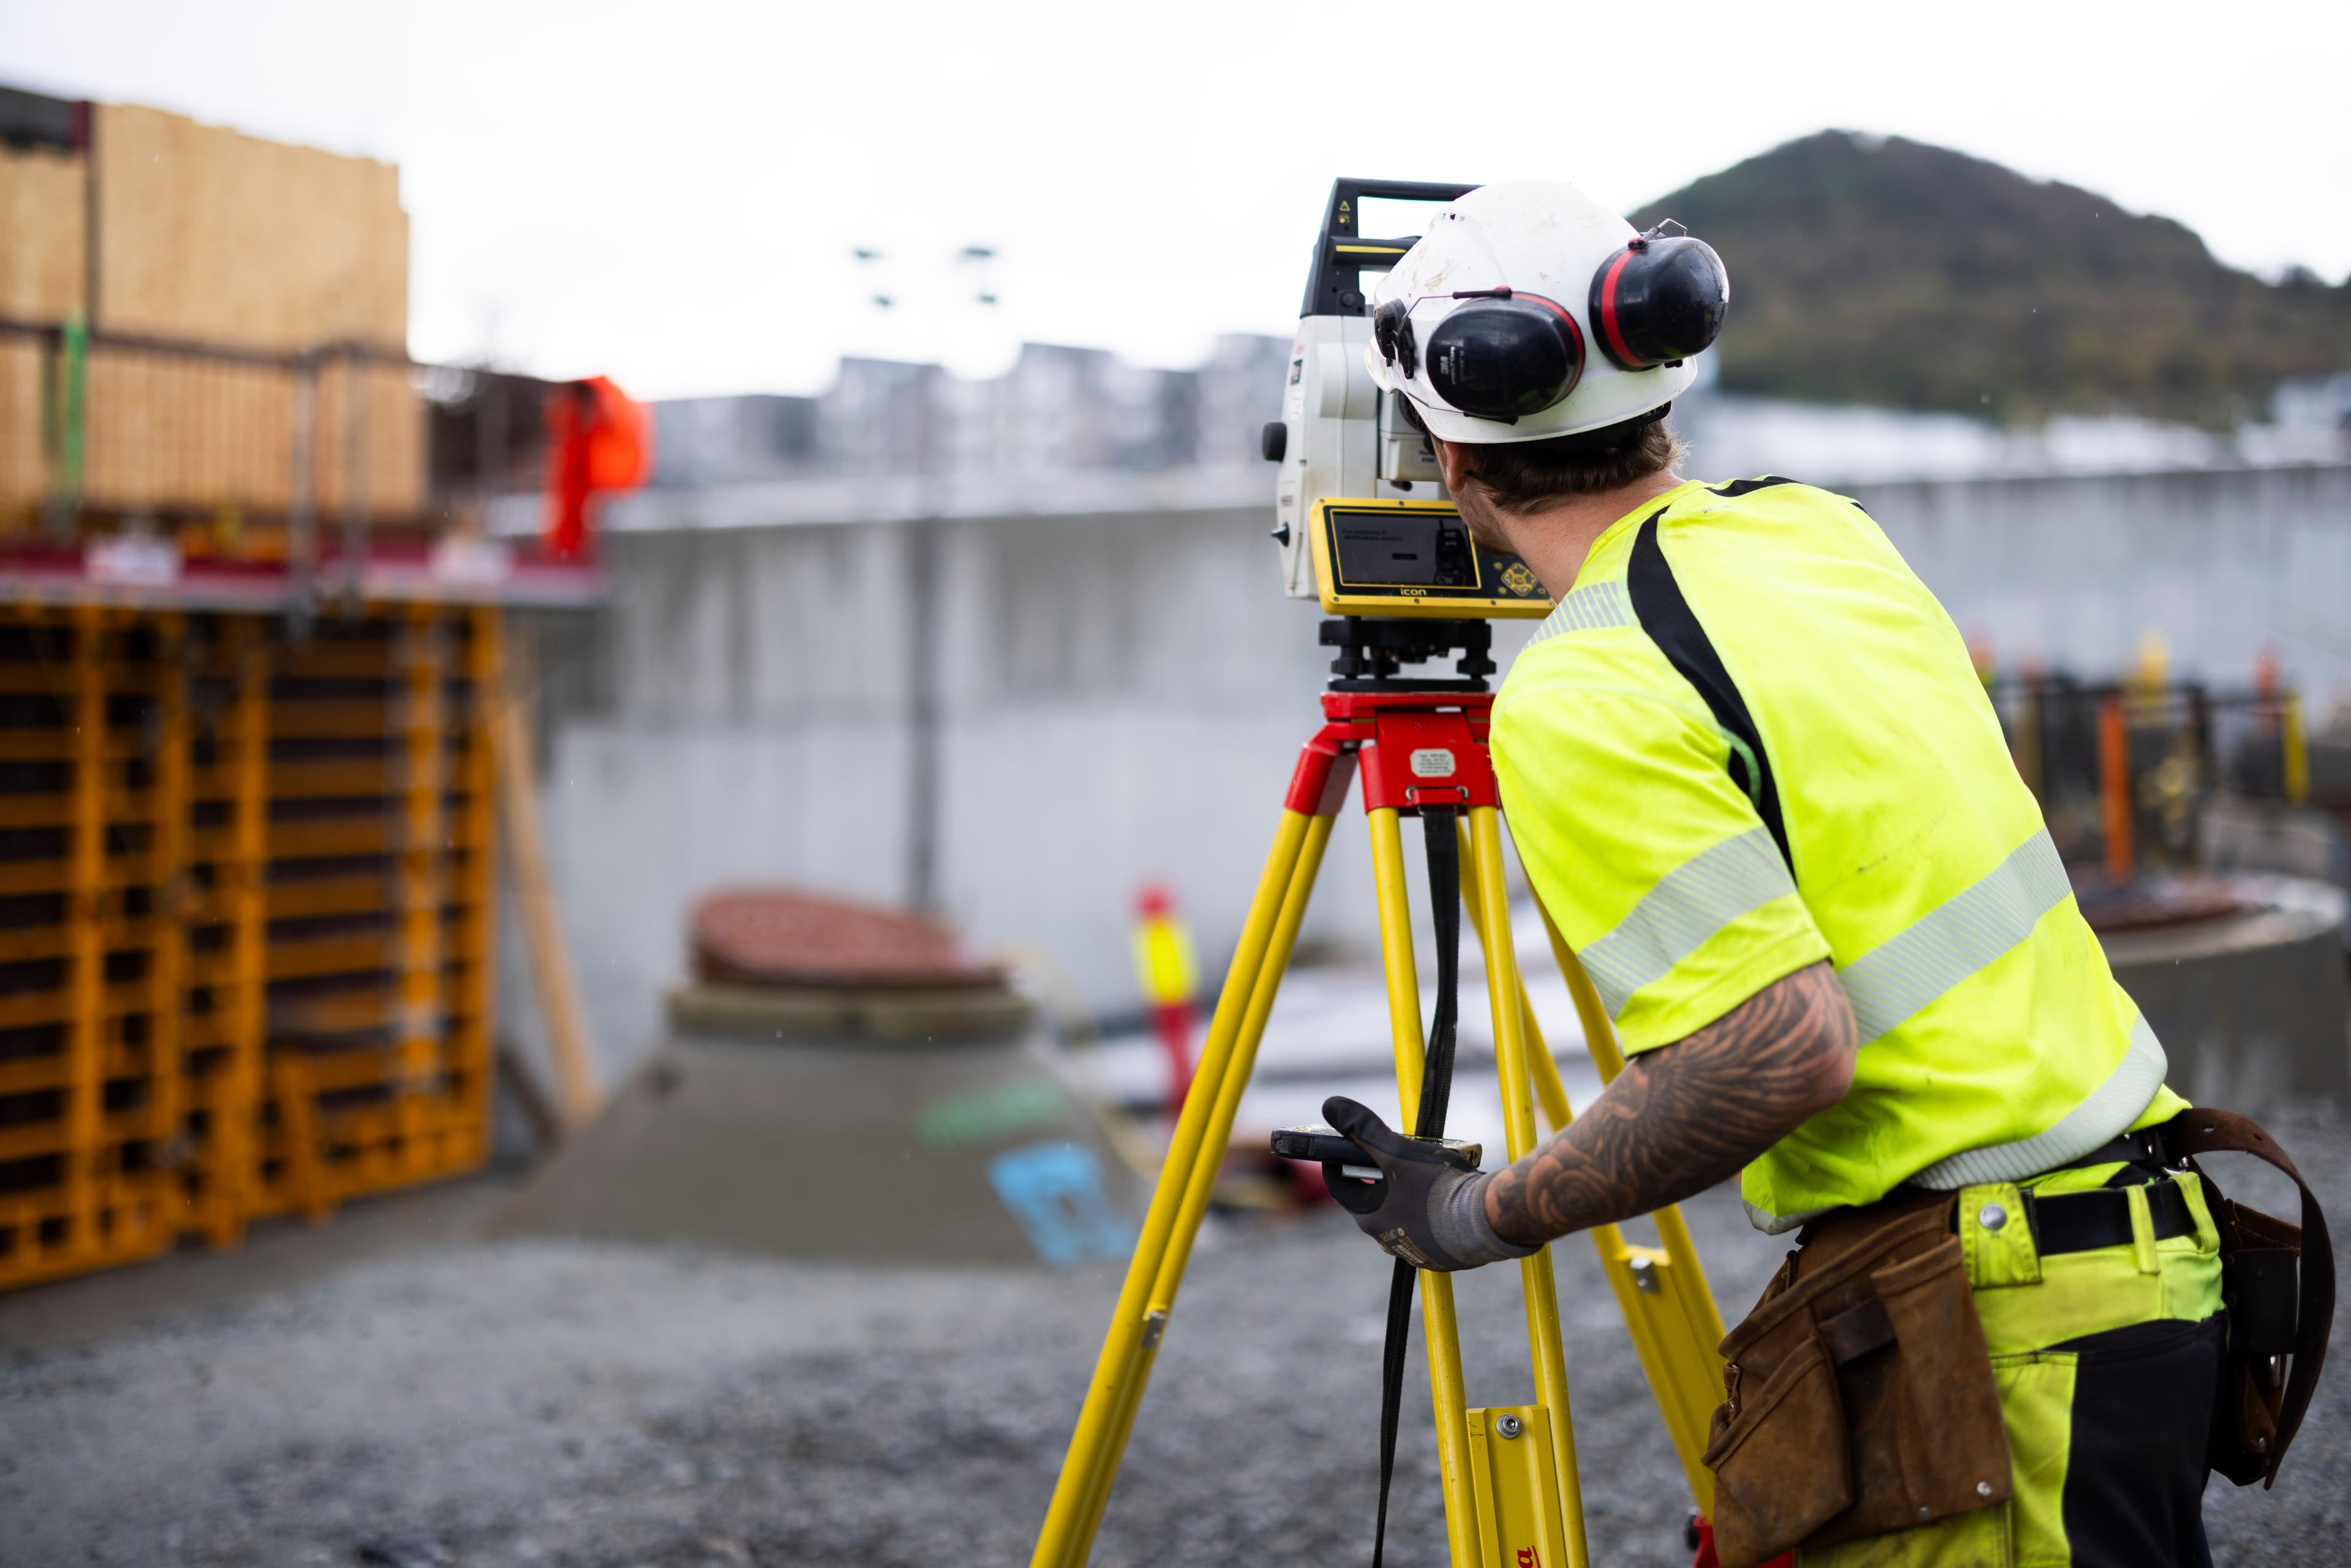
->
0, 604, 508, 1292
206, 617, 273, 1247
1035, 782, 1730, 1568
391, 604, 449, 1186
454, 608, 500, 1169
64, 606, 108, 1269
149, 614, 189, 1218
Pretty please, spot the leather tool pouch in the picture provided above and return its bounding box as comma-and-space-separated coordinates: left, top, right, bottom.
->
1701, 1193, 2011, 1568
2162, 1108, 2336, 1487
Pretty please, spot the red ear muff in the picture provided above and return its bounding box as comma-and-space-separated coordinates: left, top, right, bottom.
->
1423, 293, 1585, 422
1588, 233, 1728, 371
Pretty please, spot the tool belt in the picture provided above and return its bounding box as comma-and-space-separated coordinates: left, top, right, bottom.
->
1698, 1108, 2334, 1568
2165, 1108, 2334, 1487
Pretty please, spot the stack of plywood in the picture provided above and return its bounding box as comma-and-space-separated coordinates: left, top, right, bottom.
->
0, 140, 83, 512
0, 99, 426, 526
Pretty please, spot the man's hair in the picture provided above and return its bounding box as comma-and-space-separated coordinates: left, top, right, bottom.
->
1458, 411, 1686, 511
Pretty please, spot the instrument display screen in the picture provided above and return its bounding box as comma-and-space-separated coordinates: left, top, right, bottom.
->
1310, 500, 1550, 618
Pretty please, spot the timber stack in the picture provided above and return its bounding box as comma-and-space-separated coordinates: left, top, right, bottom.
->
0, 83, 607, 1291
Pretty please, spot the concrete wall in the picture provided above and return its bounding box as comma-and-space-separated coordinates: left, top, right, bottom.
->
506, 501, 1490, 1084
1850, 464, 2351, 702
506, 462, 2351, 1086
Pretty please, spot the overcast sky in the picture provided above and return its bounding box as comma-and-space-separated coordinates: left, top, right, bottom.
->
5, 1, 2345, 402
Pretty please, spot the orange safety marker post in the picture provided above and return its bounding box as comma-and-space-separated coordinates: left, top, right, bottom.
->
2097, 691, 2134, 885
1130, 883, 1200, 1112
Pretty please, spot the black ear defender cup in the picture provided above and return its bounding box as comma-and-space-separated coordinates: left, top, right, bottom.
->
1372, 298, 1420, 380
1423, 292, 1585, 423
1587, 230, 1729, 371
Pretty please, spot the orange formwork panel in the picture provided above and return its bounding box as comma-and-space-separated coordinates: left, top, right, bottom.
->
0, 602, 501, 1289
0, 609, 189, 1289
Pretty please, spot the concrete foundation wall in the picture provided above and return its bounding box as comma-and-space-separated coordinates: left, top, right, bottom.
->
1850, 464, 2351, 699
508, 462, 2351, 1084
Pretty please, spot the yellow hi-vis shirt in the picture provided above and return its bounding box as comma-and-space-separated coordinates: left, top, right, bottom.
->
1493, 476, 2185, 1232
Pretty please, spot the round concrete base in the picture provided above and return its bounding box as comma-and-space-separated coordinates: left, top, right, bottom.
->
500, 986, 1139, 1266
2101, 874, 2349, 1104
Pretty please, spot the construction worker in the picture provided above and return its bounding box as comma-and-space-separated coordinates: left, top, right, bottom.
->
1322, 182, 2228, 1567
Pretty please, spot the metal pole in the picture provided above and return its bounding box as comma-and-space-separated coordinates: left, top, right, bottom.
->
906, 365, 943, 913
288, 354, 320, 637
340, 348, 370, 609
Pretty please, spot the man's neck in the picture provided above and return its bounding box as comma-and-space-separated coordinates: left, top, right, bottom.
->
1494, 469, 1687, 598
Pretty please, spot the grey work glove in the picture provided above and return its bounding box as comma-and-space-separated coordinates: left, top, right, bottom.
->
1321, 1095, 1537, 1272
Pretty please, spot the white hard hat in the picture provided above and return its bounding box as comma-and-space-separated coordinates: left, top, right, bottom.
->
1364, 179, 1728, 445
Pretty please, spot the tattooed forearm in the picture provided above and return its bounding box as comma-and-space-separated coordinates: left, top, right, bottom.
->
1483, 960, 1857, 1246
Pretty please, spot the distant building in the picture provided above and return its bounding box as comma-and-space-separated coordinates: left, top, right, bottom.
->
645, 336, 1289, 490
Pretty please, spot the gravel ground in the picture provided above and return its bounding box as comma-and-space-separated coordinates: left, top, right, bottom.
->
2, 1105, 2345, 1568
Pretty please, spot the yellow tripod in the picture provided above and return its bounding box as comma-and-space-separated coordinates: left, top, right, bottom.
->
1033, 680, 1731, 1568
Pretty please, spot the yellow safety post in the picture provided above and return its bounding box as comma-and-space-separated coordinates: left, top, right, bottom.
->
1130, 883, 1201, 1111
2282, 691, 2309, 805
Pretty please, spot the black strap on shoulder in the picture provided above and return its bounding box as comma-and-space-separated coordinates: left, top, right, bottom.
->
1370, 808, 1461, 1568
1708, 475, 1799, 498
1627, 509, 1792, 869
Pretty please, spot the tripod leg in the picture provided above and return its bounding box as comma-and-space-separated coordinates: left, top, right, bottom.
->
1458, 830, 1733, 1512
1033, 806, 1338, 1568
1365, 807, 1485, 1568
1534, 891, 1731, 1362
1463, 807, 1594, 1568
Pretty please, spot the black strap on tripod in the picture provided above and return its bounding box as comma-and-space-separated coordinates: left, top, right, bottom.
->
1371, 807, 1463, 1568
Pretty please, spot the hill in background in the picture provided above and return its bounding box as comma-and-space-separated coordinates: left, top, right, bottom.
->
1635, 131, 2351, 428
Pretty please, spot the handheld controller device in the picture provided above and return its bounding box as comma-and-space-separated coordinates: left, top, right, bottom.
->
1270, 1123, 1483, 1180
1265, 179, 1556, 621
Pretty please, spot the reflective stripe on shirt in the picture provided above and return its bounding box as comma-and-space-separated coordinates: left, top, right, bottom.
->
1524, 579, 1634, 648
1580, 826, 1795, 1016
1839, 828, 2072, 1046
1907, 1015, 2169, 1188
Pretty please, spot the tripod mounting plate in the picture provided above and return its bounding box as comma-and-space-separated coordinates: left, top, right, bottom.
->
1323, 616, 1498, 689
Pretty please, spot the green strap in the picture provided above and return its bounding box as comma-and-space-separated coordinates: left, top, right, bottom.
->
43, 315, 88, 525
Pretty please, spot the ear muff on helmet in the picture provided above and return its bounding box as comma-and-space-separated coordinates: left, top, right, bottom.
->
1372, 298, 1419, 380
1423, 292, 1584, 423
1587, 232, 1729, 371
